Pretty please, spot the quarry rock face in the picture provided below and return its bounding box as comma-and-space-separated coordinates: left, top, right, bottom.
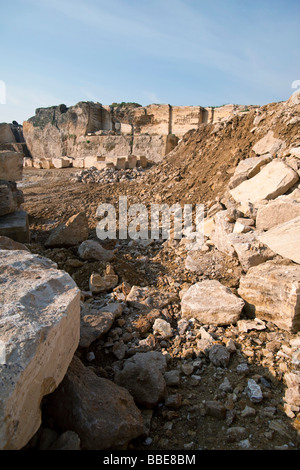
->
0, 249, 81, 449
238, 261, 300, 333
22, 101, 252, 166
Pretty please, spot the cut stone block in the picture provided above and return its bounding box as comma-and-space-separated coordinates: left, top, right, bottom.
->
84, 155, 105, 169
40, 159, 53, 169
0, 209, 30, 243
23, 157, 33, 168
181, 280, 245, 325
229, 160, 299, 206
139, 155, 148, 168
115, 157, 126, 170
32, 159, 43, 169
0, 150, 23, 181
52, 157, 71, 168
127, 155, 137, 169
238, 261, 300, 332
73, 158, 85, 168
0, 250, 81, 449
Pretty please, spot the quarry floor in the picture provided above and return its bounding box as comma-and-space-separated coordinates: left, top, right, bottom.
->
21, 167, 300, 451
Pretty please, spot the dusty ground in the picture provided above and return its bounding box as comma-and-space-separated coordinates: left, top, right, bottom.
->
21, 165, 300, 451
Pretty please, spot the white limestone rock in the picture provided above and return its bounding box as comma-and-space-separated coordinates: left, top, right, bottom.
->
0, 249, 80, 449
181, 280, 245, 326
153, 318, 173, 339
78, 239, 116, 261
256, 198, 300, 231
252, 131, 285, 156
210, 210, 235, 256
228, 154, 272, 190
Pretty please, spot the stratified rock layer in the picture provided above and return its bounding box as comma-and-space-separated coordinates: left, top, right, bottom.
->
238, 261, 300, 332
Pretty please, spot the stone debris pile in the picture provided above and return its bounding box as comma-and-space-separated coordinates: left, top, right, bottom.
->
72, 165, 147, 184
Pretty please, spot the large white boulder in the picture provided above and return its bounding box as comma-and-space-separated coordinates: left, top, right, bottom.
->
181, 280, 245, 325
258, 216, 300, 265
229, 160, 299, 206
0, 150, 23, 182
0, 250, 80, 449
256, 199, 300, 231
238, 261, 300, 332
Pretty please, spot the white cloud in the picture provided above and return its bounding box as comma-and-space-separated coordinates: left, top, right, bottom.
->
143, 91, 161, 104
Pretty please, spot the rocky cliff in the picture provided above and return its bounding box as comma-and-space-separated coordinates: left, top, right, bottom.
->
22, 101, 256, 166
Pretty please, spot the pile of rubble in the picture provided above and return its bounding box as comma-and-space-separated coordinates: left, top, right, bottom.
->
72, 166, 147, 184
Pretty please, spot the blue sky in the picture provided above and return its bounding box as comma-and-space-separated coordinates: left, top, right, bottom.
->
1, 0, 299, 123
